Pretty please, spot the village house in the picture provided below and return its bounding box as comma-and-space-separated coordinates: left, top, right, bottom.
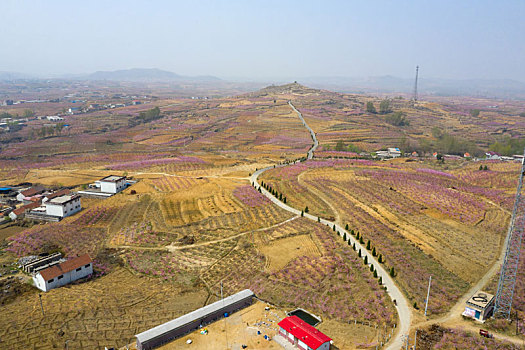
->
278, 316, 332, 350
16, 185, 45, 202
42, 189, 71, 203
485, 151, 501, 160
44, 194, 81, 218
99, 175, 127, 194
33, 254, 93, 292
387, 147, 402, 158
46, 116, 64, 122
9, 201, 42, 220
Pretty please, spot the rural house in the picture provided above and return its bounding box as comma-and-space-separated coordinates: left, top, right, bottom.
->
387, 147, 401, 158
44, 194, 81, 218
16, 185, 45, 202
33, 254, 93, 292
42, 189, 71, 203
9, 201, 42, 220
278, 316, 332, 350
99, 175, 127, 193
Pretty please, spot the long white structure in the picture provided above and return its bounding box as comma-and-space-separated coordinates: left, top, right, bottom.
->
135, 289, 254, 350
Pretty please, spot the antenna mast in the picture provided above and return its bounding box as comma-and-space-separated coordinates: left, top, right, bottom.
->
413, 65, 419, 101
494, 148, 525, 319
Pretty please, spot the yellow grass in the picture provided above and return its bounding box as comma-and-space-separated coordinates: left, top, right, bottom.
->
259, 234, 321, 272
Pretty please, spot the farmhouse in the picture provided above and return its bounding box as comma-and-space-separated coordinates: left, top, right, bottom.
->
485, 151, 501, 160
46, 115, 64, 122
278, 315, 332, 350
135, 289, 254, 350
99, 175, 127, 194
44, 194, 81, 218
42, 189, 71, 203
32, 254, 93, 292
16, 185, 45, 202
387, 147, 401, 158
462, 290, 495, 322
9, 201, 42, 220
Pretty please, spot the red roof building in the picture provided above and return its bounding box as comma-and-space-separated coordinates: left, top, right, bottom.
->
33, 254, 93, 292
278, 316, 331, 350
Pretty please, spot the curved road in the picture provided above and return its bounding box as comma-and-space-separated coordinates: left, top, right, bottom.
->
250, 101, 411, 350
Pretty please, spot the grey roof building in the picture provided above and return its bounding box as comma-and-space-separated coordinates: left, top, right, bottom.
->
135, 289, 254, 350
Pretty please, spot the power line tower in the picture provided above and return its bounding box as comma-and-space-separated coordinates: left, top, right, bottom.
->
494, 149, 525, 319
413, 65, 419, 101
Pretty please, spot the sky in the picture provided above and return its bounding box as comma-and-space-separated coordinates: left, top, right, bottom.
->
1, 0, 524, 81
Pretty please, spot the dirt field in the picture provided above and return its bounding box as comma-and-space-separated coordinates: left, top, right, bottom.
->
0, 268, 208, 349
258, 234, 321, 272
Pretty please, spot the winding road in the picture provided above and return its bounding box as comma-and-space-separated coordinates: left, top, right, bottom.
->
250, 101, 411, 350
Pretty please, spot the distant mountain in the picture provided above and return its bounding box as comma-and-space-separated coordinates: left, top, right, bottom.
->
0, 71, 37, 80
83, 68, 221, 82
301, 76, 525, 98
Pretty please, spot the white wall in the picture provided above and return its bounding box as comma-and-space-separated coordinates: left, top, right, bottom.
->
45, 203, 65, 217
100, 179, 126, 194
100, 181, 117, 193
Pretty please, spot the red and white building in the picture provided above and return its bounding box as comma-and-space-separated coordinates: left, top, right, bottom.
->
33, 254, 93, 292
278, 316, 331, 350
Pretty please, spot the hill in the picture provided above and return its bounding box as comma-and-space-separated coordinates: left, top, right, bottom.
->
84, 68, 221, 82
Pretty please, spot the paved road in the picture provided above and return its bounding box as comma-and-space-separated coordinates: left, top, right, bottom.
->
250, 101, 411, 350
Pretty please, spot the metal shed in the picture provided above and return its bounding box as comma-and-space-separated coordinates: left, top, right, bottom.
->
135, 289, 254, 350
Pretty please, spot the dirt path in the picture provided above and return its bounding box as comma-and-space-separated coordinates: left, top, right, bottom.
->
166, 216, 299, 251
251, 101, 412, 350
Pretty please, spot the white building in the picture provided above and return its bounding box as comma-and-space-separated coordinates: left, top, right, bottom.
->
387, 147, 402, 158
46, 116, 64, 122
33, 254, 93, 292
44, 194, 81, 218
100, 175, 127, 194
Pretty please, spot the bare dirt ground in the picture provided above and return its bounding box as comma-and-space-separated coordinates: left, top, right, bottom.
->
0, 268, 208, 349
123, 301, 381, 350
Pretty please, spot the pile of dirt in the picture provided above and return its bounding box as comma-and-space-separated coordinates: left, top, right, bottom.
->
0, 276, 34, 306
416, 324, 447, 350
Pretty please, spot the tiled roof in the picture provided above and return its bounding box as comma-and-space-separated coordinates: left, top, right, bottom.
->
45, 189, 70, 200
278, 316, 331, 350
21, 185, 45, 197
13, 201, 42, 215
39, 254, 92, 281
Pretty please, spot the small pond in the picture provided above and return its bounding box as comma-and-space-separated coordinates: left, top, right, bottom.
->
287, 309, 321, 326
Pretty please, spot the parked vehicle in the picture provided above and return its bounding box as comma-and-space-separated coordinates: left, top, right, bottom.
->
479, 329, 493, 338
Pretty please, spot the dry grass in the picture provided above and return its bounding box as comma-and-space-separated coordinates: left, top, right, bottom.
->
0, 268, 208, 350
259, 234, 321, 272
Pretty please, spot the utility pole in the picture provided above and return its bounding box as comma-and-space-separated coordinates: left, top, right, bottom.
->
414, 329, 418, 349
424, 276, 432, 317
39, 294, 45, 317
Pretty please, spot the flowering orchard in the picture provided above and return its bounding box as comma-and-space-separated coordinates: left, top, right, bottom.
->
199, 219, 396, 326
233, 185, 270, 207
7, 223, 106, 261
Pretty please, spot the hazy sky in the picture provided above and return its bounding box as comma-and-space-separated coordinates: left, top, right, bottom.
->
2, 0, 524, 81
